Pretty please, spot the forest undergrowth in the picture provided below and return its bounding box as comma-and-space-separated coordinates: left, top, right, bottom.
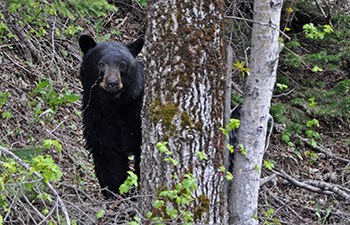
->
0, 0, 349, 224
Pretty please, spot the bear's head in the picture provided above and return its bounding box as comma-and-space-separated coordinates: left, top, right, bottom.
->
79, 35, 144, 95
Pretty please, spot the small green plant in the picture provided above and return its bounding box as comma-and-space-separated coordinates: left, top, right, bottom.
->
305, 119, 320, 147
155, 142, 179, 166
220, 118, 240, 139
0, 92, 9, 108
30, 155, 62, 183
136, 0, 147, 7
261, 208, 281, 225
305, 150, 318, 163
119, 171, 138, 195
96, 209, 105, 219
146, 172, 198, 224
263, 160, 276, 170
30, 79, 79, 114
233, 60, 250, 78
303, 23, 333, 41
238, 143, 247, 157
0, 151, 63, 223
0, 91, 11, 119
128, 216, 141, 225
311, 65, 323, 72
315, 205, 332, 224
276, 83, 288, 90
43, 139, 62, 153
129, 142, 214, 224
308, 98, 317, 107
220, 166, 233, 181
5, 0, 117, 40
195, 151, 208, 161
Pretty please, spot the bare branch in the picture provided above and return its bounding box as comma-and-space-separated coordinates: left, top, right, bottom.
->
225, 15, 290, 40
275, 170, 350, 202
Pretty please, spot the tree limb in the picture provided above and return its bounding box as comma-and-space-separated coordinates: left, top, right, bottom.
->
274, 170, 350, 202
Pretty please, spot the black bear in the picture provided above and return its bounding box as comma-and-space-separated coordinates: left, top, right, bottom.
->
78, 35, 144, 198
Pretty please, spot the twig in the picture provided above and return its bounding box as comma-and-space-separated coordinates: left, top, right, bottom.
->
314, 0, 328, 19
225, 15, 290, 40
273, 89, 294, 98
260, 173, 277, 187
264, 114, 274, 153
3, 51, 31, 74
262, 186, 304, 221
231, 79, 244, 95
19, 189, 46, 220
0, 146, 71, 225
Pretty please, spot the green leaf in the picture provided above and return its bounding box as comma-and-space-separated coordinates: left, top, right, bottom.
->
254, 164, 260, 172
196, 151, 208, 161
42, 208, 49, 216
263, 160, 276, 170
239, 144, 247, 157
146, 212, 152, 219
311, 66, 323, 72
310, 139, 317, 147
164, 157, 178, 166
30, 155, 62, 183
221, 118, 240, 139
128, 216, 141, 225
220, 165, 226, 173
276, 83, 288, 90
281, 133, 290, 143
9, 2, 22, 13
306, 119, 319, 128
63, 92, 79, 103
305, 130, 314, 138
225, 171, 233, 181
119, 171, 138, 194
323, 24, 333, 34
226, 143, 234, 153
96, 210, 105, 219
2, 111, 11, 119
153, 199, 164, 209
166, 207, 178, 219
155, 142, 170, 154
43, 139, 62, 152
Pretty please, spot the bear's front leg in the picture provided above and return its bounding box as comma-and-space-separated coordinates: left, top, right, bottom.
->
91, 147, 129, 198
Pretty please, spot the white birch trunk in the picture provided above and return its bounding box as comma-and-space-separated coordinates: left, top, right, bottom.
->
229, 0, 283, 224
140, 0, 227, 223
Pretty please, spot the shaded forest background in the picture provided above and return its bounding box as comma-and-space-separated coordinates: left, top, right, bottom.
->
0, 0, 349, 224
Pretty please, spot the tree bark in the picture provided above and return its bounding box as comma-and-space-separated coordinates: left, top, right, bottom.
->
141, 0, 227, 223
229, 0, 283, 224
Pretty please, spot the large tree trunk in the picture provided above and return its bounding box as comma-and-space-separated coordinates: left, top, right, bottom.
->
140, 0, 227, 223
229, 0, 283, 224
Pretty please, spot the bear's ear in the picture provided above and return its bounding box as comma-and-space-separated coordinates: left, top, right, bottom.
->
127, 37, 144, 57
79, 35, 97, 54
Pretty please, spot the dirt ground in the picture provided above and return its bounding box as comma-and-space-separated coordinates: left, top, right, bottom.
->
0, 1, 349, 224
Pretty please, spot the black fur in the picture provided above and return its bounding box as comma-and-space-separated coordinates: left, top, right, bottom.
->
78, 35, 144, 198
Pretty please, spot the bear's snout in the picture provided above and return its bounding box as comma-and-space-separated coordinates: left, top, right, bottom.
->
100, 69, 123, 93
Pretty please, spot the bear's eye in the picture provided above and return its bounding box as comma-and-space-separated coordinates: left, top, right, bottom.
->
119, 62, 126, 69
98, 61, 105, 68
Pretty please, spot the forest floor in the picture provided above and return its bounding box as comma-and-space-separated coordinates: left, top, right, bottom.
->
0, 1, 349, 225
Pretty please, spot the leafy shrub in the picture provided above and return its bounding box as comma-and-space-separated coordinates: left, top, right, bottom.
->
0, 0, 117, 43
